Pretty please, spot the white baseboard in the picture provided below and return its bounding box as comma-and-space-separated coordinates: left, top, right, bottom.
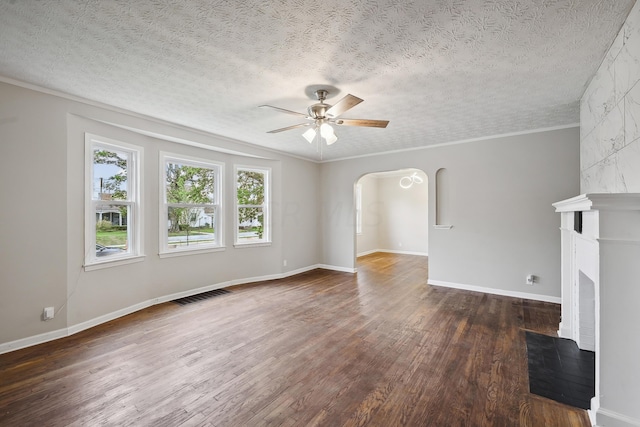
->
378, 249, 428, 257
0, 328, 69, 355
0, 263, 352, 355
317, 264, 357, 273
357, 249, 379, 257
281, 264, 321, 277
427, 279, 561, 304
357, 249, 428, 257
596, 407, 640, 427
67, 300, 155, 336
10, 267, 565, 355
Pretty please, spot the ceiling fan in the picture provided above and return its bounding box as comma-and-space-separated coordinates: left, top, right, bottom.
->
260, 89, 389, 146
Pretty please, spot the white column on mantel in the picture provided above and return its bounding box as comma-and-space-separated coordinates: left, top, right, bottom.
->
553, 193, 640, 427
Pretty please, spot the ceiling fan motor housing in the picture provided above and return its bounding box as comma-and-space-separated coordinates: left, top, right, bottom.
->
308, 89, 330, 120
308, 103, 330, 120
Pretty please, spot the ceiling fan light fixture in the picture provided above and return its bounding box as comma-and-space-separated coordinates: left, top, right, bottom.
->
261, 89, 388, 151
325, 132, 338, 145
302, 127, 316, 143
320, 122, 336, 140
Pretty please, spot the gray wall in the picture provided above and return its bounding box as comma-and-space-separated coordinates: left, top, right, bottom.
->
321, 128, 580, 299
581, 0, 640, 192
0, 81, 320, 346
1, 83, 69, 344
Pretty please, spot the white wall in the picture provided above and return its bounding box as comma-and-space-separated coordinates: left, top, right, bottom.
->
376, 170, 428, 255
356, 174, 379, 255
321, 127, 580, 300
356, 170, 429, 256
581, 0, 640, 192
0, 81, 321, 350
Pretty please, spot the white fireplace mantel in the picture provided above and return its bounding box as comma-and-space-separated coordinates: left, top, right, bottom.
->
553, 193, 640, 427
554, 193, 640, 213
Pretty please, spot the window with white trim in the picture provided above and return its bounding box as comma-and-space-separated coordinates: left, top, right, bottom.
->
85, 134, 143, 269
235, 166, 270, 246
160, 153, 223, 255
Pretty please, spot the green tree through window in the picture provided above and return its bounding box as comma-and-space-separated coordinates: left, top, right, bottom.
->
236, 167, 269, 244
166, 164, 216, 234
161, 154, 222, 253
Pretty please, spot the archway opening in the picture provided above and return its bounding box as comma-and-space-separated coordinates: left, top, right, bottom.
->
355, 168, 429, 262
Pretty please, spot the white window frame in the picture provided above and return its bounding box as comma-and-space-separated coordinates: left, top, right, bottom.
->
234, 165, 271, 247
84, 134, 144, 271
355, 183, 362, 235
159, 152, 224, 257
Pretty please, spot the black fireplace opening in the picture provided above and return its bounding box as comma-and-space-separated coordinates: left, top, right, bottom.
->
574, 211, 583, 234
525, 331, 595, 410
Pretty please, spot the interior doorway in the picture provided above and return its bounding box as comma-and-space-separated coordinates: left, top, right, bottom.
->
355, 168, 429, 260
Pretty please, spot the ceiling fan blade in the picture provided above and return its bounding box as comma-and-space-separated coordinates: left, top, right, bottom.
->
325, 94, 363, 118
334, 118, 389, 128
266, 123, 312, 133
259, 104, 309, 118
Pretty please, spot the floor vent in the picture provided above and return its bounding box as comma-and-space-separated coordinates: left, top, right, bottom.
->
172, 289, 231, 306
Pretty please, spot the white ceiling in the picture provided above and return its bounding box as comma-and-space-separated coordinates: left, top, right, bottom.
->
0, 0, 635, 161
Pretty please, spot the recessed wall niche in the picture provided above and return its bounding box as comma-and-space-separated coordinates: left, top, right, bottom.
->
435, 168, 451, 228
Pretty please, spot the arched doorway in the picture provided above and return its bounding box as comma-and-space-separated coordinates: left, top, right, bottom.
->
355, 168, 429, 260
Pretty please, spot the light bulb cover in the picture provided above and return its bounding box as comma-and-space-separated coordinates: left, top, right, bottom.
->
320, 123, 337, 145
302, 127, 316, 143
325, 133, 338, 145
320, 123, 334, 137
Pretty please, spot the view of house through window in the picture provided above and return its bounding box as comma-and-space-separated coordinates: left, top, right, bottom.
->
86, 135, 141, 265
236, 166, 270, 244
161, 154, 222, 253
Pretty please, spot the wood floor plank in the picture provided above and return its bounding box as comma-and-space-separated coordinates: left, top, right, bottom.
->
0, 253, 590, 426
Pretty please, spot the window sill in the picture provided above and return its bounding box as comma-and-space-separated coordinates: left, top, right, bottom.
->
159, 246, 226, 258
234, 241, 272, 249
84, 255, 146, 271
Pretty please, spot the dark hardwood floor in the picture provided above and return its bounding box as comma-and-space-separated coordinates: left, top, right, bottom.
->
0, 253, 589, 426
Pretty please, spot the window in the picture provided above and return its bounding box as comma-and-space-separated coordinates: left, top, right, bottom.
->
85, 134, 143, 269
235, 166, 270, 246
355, 183, 362, 234
160, 153, 223, 256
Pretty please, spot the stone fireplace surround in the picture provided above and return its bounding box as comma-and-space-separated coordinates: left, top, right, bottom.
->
553, 194, 640, 427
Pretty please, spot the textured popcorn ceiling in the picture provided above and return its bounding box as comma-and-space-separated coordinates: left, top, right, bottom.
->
0, 0, 635, 161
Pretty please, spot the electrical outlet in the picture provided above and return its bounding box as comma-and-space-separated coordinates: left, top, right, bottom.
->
283, 259, 287, 267
43, 307, 54, 321
526, 275, 535, 285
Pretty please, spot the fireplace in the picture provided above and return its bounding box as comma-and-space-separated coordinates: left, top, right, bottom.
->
553, 194, 640, 426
